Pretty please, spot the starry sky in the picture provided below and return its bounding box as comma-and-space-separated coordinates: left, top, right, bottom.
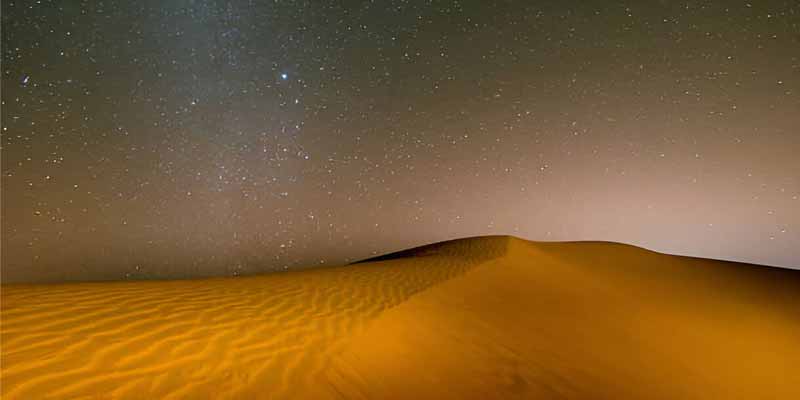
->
2, 0, 799, 283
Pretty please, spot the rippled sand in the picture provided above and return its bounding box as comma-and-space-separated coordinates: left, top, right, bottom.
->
2, 236, 799, 399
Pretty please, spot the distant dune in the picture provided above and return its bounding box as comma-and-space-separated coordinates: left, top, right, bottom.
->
2, 236, 799, 399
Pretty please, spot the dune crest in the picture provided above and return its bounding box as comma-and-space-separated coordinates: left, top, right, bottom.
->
3, 236, 799, 399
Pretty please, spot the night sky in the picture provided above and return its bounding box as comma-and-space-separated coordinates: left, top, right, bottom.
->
2, 0, 798, 283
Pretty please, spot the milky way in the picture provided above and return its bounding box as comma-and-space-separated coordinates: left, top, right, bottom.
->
2, 0, 799, 282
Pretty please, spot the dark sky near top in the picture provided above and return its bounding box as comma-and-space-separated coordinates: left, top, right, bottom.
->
2, 0, 798, 283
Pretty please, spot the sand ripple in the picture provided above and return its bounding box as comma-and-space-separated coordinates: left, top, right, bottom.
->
1, 237, 508, 399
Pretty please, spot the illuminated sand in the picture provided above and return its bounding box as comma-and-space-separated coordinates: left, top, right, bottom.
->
2, 236, 799, 399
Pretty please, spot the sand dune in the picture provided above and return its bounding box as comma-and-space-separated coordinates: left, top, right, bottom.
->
2, 236, 799, 399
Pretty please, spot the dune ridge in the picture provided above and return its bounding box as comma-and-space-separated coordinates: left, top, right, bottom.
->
3, 235, 799, 399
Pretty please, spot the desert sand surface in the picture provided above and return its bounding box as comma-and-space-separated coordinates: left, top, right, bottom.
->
2, 236, 799, 399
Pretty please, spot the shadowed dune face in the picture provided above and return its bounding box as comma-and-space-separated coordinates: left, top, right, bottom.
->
352, 235, 512, 264
2, 236, 800, 399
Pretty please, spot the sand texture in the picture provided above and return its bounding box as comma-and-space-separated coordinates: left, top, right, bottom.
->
2, 236, 799, 399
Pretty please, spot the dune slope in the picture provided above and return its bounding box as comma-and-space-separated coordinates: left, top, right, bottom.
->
3, 236, 799, 399
313, 237, 800, 399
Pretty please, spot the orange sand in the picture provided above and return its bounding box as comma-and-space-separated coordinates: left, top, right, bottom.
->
2, 236, 799, 399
